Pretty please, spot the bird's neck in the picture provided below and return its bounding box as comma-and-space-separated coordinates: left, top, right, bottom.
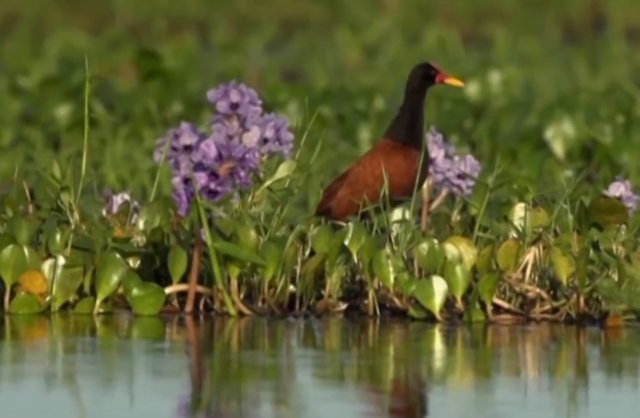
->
383, 88, 427, 149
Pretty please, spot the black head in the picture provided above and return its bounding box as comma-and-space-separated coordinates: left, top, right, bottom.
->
405, 62, 465, 94
384, 62, 464, 147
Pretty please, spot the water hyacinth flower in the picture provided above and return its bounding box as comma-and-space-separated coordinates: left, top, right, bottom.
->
155, 81, 295, 216
604, 176, 639, 213
426, 127, 481, 197
102, 191, 140, 222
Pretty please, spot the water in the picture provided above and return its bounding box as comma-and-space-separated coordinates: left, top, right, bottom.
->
0, 315, 639, 418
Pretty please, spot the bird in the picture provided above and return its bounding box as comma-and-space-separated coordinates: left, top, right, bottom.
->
315, 62, 465, 221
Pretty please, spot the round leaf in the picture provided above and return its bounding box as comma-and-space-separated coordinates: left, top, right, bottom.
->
443, 262, 471, 304
413, 238, 445, 273
9, 293, 43, 314
413, 275, 448, 321
74, 296, 96, 315
496, 238, 520, 272
23, 245, 43, 270
46, 226, 69, 256
310, 225, 334, 255
476, 244, 494, 274
167, 244, 188, 284
51, 266, 84, 312
0, 244, 28, 288
344, 221, 368, 260
235, 224, 260, 253
372, 249, 395, 289
95, 250, 129, 306
7, 217, 38, 246
442, 241, 462, 262
122, 270, 143, 299
550, 246, 575, 285
126, 281, 166, 316
477, 273, 500, 307
444, 235, 478, 270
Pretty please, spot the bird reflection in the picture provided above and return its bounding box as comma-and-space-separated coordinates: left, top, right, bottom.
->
363, 375, 429, 418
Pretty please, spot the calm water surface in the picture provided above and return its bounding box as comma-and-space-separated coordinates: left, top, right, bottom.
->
0, 315, 639, 418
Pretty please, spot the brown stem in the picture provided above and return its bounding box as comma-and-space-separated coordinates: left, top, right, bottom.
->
185, 232, 203, 314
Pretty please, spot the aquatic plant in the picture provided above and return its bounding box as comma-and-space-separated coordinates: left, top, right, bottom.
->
154, 82, 294, 216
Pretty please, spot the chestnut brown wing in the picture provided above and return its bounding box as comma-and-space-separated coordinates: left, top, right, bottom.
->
315, 140, 421, 220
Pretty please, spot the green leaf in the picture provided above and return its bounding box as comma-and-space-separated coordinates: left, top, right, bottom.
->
46, 226, 69, 256
443, 262, 471, 305
235, 224, 260, 253
408, 301, 428, 319
9, 293, 43, 314
530, 206, 550, 229
95, 250, 130, 308
550, 246, 575, 285
413, 238, 445, 273
0, 244, 28, 288
261, 241, 283, 282
442, 242, 463, 265
167, 245, 188, 284
51, 265, 84, 312
0, 233, 15, 253
477, 273, 500, 307
496, 238, 520, 272
210, 238, 265, 265
309, 224, 334, 255
7, 217, 38, 246
588, 196, 629, 227
23, 245, 42, 270
444, 235, 478, 270
413, 275, 449, 321
74, 296, 96, 314
344, 221, 368, 261
121, 269, 143, 299
136, 199, 171, 232
125, 281, 166, 316
476, 245, 494, 274
372, 249, 395, 289
257, 160, 296, 193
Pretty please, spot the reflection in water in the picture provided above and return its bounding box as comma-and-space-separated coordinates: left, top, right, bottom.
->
0, 316, 639, 418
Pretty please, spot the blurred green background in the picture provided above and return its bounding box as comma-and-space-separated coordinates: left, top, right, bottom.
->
2, 0, 640, 213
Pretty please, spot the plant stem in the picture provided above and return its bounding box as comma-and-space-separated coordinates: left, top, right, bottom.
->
185, 231, 202, 314
195, 192, 237, 316
76, 55, 91, 208
164, 283, 213, 295
3, 288, 10, 312
420, 177, 433, 232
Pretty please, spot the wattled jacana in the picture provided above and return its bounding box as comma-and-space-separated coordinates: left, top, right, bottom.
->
315, 62, 465, 221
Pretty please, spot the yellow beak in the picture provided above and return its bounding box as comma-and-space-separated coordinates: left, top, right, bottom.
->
441, 75, 465, 88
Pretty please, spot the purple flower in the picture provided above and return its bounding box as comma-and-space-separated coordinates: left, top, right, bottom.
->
604, 176, 639, 213
102, 191, 140, 221
426, 127, 481, 197
154, 121, 204, 168
256, 113, 295, 157
206, 81, 262, 118
155, 81, 295, 216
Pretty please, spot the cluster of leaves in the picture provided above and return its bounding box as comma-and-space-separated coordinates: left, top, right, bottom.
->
1, 137, 639, 324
